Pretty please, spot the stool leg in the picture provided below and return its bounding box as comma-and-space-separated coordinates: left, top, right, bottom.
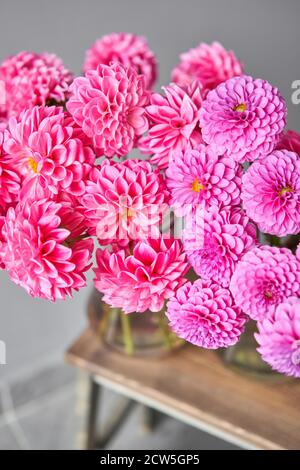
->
86, 376, 101, 450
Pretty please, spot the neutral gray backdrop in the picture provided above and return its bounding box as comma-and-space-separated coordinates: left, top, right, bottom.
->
0, 0, 299, 380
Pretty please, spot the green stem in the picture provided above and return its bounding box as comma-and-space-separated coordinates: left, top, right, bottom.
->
157, 312, 173, 350
121, 312, 134, 356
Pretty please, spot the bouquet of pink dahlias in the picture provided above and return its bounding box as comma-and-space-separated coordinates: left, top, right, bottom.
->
0, 34, 299, 377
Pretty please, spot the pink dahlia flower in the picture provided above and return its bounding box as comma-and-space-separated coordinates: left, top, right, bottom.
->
241, 150, 300, 237
166, 144, 242, 213
166, 279, 247, 349
183, 206, 256, 287
0, 51, 73, 119
139, 82, 203, 169
172, 41, 243, 95
0, 216, 5, 269
67, 63, 149, 158
200, 75, 287, 163
94, 236, 189, 313
276, 129, 300, 155
84, 32, 157, 89
255, 297, 300, 377
4, 106, 95, 201
297, 243, 300, 260
0, 198, 93, 300
230, 246, 300, 321
0, 131, 20, 215
81, 159, 169, 245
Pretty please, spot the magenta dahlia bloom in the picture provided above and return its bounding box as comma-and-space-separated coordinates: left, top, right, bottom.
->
172, 41, 243, 95
0, 198, 93, 300
67, 63, 149, 158
200, 75, 287, 163
230, 246, 300, 321
166, 279, 247, 349
139, 82, 203, 169
241, 150, 300, 237
183, 206, 256, 287
81, 159, 169, 245
4, 106, 95, 201
0, 51, 73, 119
255, 297, 300, 377
0, 131, 20, 215
166, 144, 242, 213
94, 236, 189, 313
276, 129, 300, 155
84, 32, 157, 89
297, 243, 300, 261
0, 216, 5, 269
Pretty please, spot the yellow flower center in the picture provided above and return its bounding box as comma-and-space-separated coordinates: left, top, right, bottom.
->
278, 186, 293, 197
28, 157, 38, 174
264, 290, 273, 300
233, 103, 247, 112
122, 208, 135, 220
191, 179, 205, 192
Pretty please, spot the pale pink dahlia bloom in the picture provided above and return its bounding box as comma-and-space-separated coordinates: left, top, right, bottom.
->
139, 82, 203, 169
94, 236, 189, 313
276, 129, 300, 155
0, 51, 73, 119
230, 246, 300, 321
4, 106, 95, 201
0, 131, 20, 215
81, 159, 169, 245
255, 297, 300, 377
67, 63, 149, 157
166, 279, 247, 349
172, 41, 243, 95
241, 150, 300, 236
0, 199, 93, 300
183, 206, 256, 287
84, 32, 157, 89
200, 75, 287, 163
166, 144, 242, 213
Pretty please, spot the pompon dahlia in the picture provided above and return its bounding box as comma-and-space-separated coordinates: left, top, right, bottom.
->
67, 63, 149, 157
81, 159, 169, 245
297, 243, 300, 261
4, 106, 95, 201
230, 246, 300, 321
84, 32, 157, 89
0, 131, 20, 215
241, 150, 300, 236
183, 206, 257, 287
0, 51, 73, 119
166, 279, 247, 349
276, 129, 300, 155
200, 75, 287, 163
172, 41, 243, 95
166, 144, 242, 213
139, 82, 203, 169
94, 236, 189, 313
255, 297, 300, 377
0, 198, 93, 300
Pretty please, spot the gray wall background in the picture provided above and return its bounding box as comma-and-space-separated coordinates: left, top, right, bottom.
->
0, 0, 299, 381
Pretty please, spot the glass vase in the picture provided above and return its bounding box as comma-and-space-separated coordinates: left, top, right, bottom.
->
87, 288, 183, 357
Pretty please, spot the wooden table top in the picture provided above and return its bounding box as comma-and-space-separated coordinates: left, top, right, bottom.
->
65, 328, 300, 450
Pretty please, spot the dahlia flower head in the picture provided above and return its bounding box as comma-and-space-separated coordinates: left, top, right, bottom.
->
172, 41, 243, 95
200, 75, 287, 163
241, 150, 300, 237
255, 297, 300, 377
230, 246, 300, 321
166, 279, 247, 349
0, 51, 73, 119
139, 81, 203, 169
183, 205, 257, 287
276, 129, 300, 155
0, 130, 20, 215
0, 198, 93, 300
84, 32, 157, 89
166, 144, 242, 214
94, 236, 189, 313
81, 159, 169, 245
0, 215, 5, 269
67, 62, 149, 158
3, 106, 95, 201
